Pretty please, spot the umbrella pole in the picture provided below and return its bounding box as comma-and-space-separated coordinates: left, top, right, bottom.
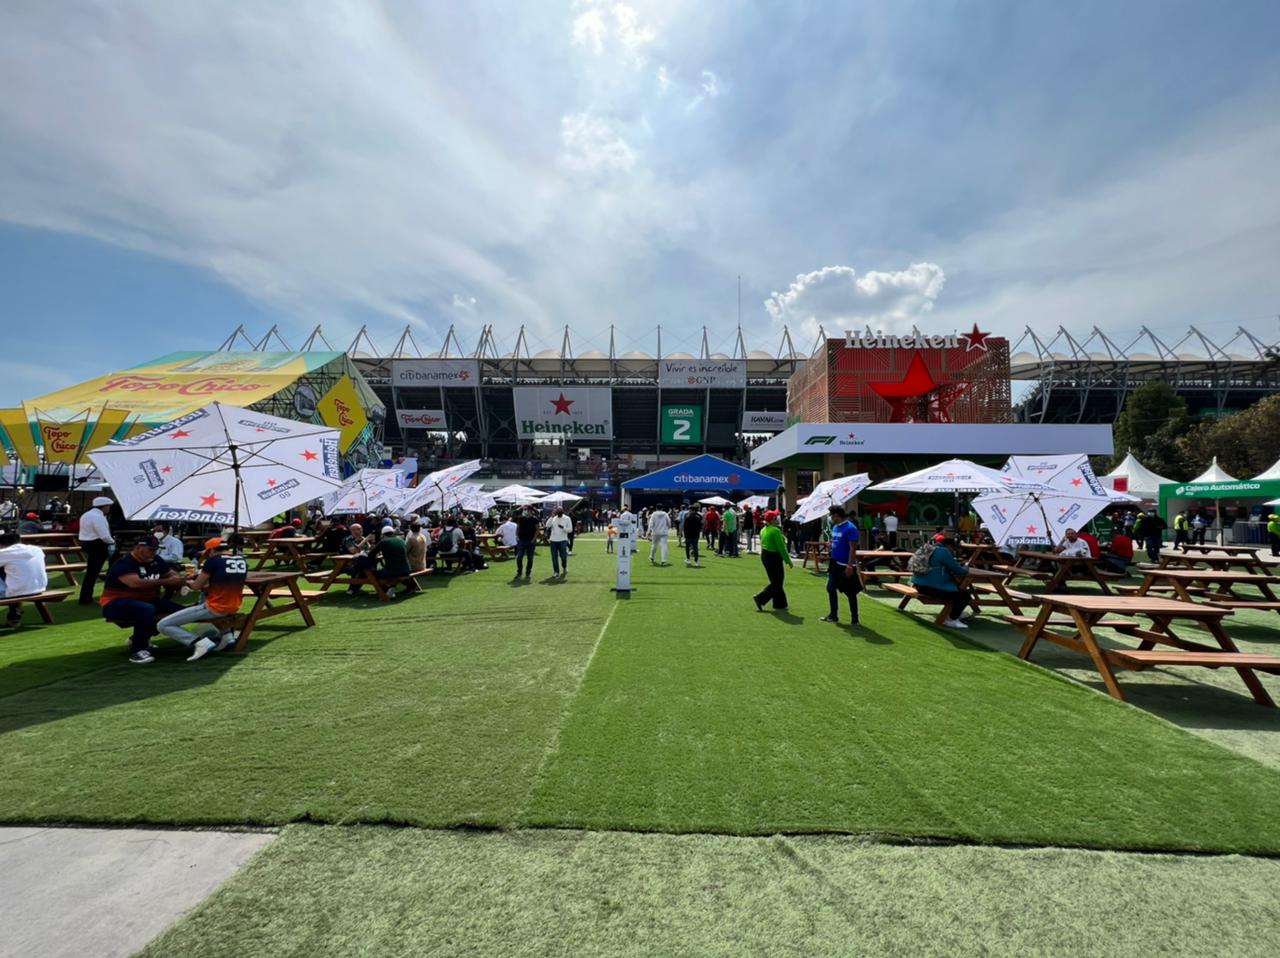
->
230, 442, 241, 534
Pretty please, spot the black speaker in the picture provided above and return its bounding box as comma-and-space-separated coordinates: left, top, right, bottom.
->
33, 473, 70, 492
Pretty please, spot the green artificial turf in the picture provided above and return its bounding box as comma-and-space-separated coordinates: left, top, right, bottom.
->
141, 824, 1280, 958
3, 540, 1280, 852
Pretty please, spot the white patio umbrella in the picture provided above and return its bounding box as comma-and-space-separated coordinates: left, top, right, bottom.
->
739, 495, 772, 510
870, 459, 1049, 494
971, 454, 1112, 548
389, 459, 484, 515
540, 491, 583, 504
321, 468, 402, 516
698, 495, 734, 507
88, 401, 343, 529
490, 483, 548, 502
791, 474, 872, 524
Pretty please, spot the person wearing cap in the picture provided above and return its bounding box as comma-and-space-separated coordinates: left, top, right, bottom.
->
911, 532, 973, 629
18, 512, 42, 536
77, 495, 117, 605
0, 531, 49, 628
100, 535, 187, 664
270, 517, 303, 539
158, 535, 248, 661
821, 505, 861, 625
1268, 514, 1280, 557
151, 523, 185, 564
753, 509, 792, 612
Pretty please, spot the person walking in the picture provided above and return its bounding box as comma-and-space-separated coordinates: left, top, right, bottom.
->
515, 506, 540, 580
1173, 510, 1190, 552
723, 505, 739, 558
909, 533, 973, 629
883, 510, 899, 550
1191, 510, 1208, 546
753, 510, 792, 611
683, 505, 703, 567
745, 507, 758, 553
1268, 514, 1280, 557
1142, 509, 1167, 562
821, 505, 861, 625
77, 495, 116, 605
545, 507, 574, 578
648, 503, 671, 565
675, 505, 687, 548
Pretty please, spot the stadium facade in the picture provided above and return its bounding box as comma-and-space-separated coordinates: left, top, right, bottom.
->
216, 322, 1280, 464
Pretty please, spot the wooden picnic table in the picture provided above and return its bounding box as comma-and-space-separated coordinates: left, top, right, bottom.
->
252, 536, 318, 572
886, 568, 1027, 624
1007, 550, 1116, 594
1133, 568, 1280, 613
957, 541, 1004, 568
1181, 543, 1263, 558
1016, 593, 1280, 707
802, 541, 831, 573
233, 571, 319, 652
20, 532, 78, 545
855, 550, 915, 587
1156, 551, 1270, 575
40, 542, 87, 587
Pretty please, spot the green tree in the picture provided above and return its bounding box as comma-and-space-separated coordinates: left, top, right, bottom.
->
1175, 394, 1280, 479
1111, 382, 1193, 479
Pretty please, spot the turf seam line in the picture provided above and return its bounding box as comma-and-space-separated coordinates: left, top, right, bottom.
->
517, 600, 619, 821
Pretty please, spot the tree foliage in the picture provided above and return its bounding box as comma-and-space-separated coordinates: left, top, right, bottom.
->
1175, 394, 1280, 479
1111, 382, 1193, 479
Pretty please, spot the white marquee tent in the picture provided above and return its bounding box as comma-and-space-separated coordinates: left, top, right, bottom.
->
1100, 452, 1172, 500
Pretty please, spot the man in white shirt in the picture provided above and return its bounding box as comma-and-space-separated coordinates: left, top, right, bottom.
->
647, 503, 672, 566
152, 524, 185, 564
883, 512, 900, 550
497, 515, 519, 549
545, 508, 574, 579
77, 495, 116, 605
0, 532, 49, 627
1055, 528, 1092, 559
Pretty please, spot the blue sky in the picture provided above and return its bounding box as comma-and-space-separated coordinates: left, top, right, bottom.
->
2, 0, 1278, 405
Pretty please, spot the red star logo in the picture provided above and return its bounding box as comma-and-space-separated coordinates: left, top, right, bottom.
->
255, 428, 266, 433
170, 430, 191, 439
961, 323, 991, 352
348, 499, 356, 506
848, 432, 857, 439
200, 493, 221, 508
550, 392, 575, 415
301, 450, 318, 461
728, 474, 741, 485
1026, 524, 1038, 535
1071, 477, 1082, 487
160, 466, 173, 474
267, 479, 277, 487
458, 369, 471, 382
867, 353, 969, 423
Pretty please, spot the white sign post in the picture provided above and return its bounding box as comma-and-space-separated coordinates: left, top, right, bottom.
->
612, 509, 636, 593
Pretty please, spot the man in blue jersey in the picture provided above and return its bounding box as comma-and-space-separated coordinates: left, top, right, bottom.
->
821, 504, 861, 626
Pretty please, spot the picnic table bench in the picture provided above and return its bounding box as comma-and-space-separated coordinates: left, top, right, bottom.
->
1130, 568, 1280, 613
230, 571, 321, 652
957, 541, 1005, 569
0, 589, 73, 625
803, 542, 831, 573
885, 569, 1027, 624
1156, 551, 1270, 575
252, 536, 318, 573
1016, 594, 1280, 707
999, 551, 1119, 593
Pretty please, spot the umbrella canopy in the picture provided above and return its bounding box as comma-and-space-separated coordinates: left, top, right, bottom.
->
698, 495, 734, 506
739, 495, 772, 510
389, 459, 484, 514
870, 459, 1048, 494
322, 468, 402, 515
88, 401, 343, 527
490, 483, 548, 502
540, 491, 583, 504
437, 482, 495, 513
791, 474, 872, 524
972, 454, 1112, 548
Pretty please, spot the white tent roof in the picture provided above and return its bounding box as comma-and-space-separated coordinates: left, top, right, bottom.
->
1190, 456, 1237, 484
1100, 452, 1172, 499
1252, 457, 1280, 481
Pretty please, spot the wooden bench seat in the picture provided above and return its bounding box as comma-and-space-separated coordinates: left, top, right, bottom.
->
992, 564, 1052, 580
1110, 649, 1280, 674
1192, 600, 1280, 610
0, 589, 73, 625
858, 569, 912, 579
1009, 615, 1140, 631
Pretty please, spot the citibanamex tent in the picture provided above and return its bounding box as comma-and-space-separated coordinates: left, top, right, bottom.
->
621, 454, 781, 507
0, 351, 385, 477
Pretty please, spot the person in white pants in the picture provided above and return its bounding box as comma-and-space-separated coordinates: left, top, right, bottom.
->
648, 504, 672, 565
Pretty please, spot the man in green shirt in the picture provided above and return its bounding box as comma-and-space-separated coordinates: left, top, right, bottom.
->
1268, 514, 1280, 557
753, 510, 793, 612
349, 529, 413, 598
722, 506, 739, 557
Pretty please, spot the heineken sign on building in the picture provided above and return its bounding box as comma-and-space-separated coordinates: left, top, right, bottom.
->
512, 387, 613, 440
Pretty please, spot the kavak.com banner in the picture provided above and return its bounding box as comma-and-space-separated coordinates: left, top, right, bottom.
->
658, 359, 746, 389
392, 359, 480, 387
741, 411, 787, 432
513, 387, 613, 440
396, 408, 448, 430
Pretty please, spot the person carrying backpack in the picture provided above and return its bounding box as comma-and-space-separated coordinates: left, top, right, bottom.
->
909, 533, 974, 629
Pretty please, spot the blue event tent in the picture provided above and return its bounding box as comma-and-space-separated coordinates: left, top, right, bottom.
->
621, 454, 781, 493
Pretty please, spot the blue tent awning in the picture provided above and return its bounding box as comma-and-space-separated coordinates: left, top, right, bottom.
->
621, 455, 781, 492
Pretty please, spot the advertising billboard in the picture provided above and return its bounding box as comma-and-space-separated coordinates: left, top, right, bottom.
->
661, 404, 703, 444
395, 409, 448, 430
658, 359, 746, 389
512, 387, 613, 440
391, 359, 481, 387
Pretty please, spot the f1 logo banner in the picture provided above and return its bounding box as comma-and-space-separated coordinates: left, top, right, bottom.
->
512, 387, 613, 439
661, 405, 703, 444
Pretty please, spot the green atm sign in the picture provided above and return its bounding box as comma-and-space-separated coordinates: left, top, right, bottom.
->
661, 405, 703, 444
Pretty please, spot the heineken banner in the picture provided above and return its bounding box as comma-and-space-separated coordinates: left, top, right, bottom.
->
512, 387, 613, 439
391, 359, 480, 387
741, 410, 787, 432
658, 359, 746, 389
661, 404, 702, 444
396, 409, 447, 430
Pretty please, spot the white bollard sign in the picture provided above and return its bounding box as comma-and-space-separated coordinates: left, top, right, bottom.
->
612, 508, 636, 592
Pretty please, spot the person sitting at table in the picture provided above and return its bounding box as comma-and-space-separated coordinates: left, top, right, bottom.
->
341, 522, 372, 555
157, 535, 247, 661
100, 535, 187, 665
270, 518, 303, 539
18, 512, 43, 535
1054, 528, 1093, 559
151, 523, 185, 564
1076, 527, 1101, 558
432, 516, 475, 572
910, 532, 974, 629
406, 522, 430, 573
1101, 528, 1135, 574
0, 531, 49, 628
348, 526, 412, 596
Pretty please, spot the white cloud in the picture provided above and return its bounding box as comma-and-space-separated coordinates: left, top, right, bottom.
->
765, 263, 947, 343
571, 6, 608, 55
571, 2, 655, 64
656, 64, 673, 93
451, 293, 478, 315
559, 113, 636, 175
686, 69, 722, 111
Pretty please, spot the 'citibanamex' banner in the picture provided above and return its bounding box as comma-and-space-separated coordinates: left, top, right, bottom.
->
391, 359, 480, 387
396, 409, 447, 430
512, 387, 613, 439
